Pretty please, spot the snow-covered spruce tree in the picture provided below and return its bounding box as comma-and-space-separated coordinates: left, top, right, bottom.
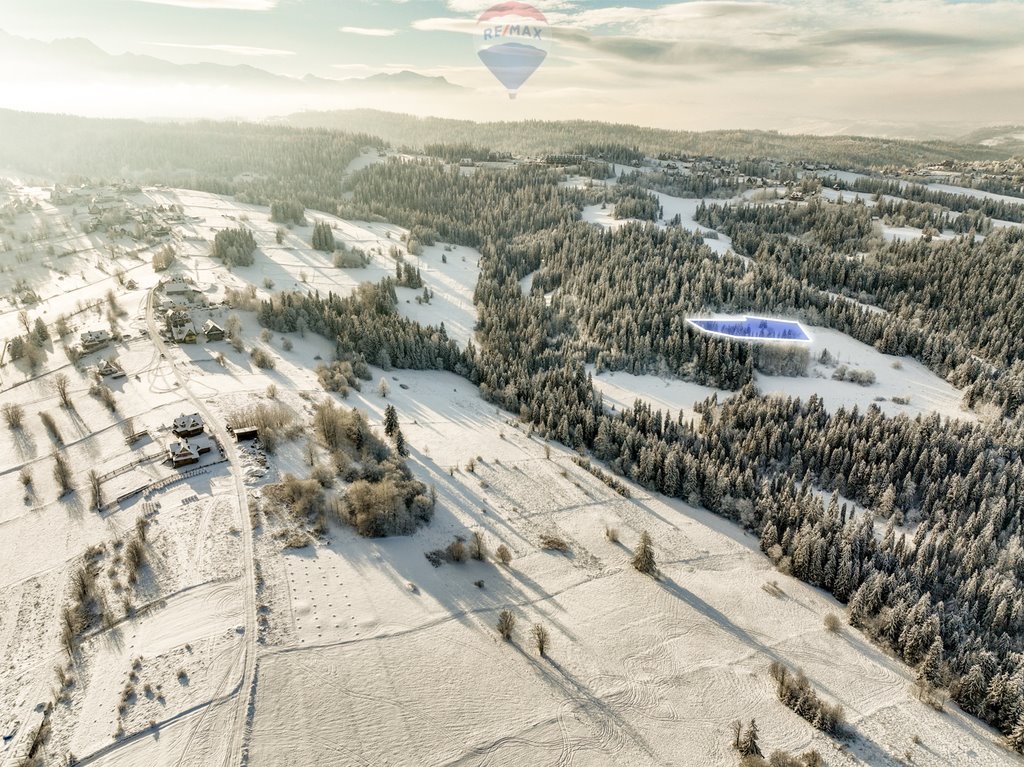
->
1008, 712, 1024, 754
632, 531, 656, 575
738, 719, 761, 757
383, 404, 398, 437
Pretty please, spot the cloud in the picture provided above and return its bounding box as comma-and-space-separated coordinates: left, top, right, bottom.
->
128, 0, 278, 8
541, 0, 1024, 79
810, 27, 1005, 52
443, 0, 574, 12
340, 26, 397, 37
148, 42, 295, 56
412, 17, 477, 34
556, 28, 832, 72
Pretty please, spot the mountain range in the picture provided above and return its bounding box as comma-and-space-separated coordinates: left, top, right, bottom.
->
0, 29, 462, 96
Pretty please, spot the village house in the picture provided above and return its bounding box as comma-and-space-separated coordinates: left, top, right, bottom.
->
167, 439, 200, 467
203, 319, 225, 342
162, 275, 195, 302
80, 329, 111, 352
166, 438, 213, 468
96, 358, 124, 378
166, 309, 191, 329
171, 325, 197, 344
172, 413, 205, 437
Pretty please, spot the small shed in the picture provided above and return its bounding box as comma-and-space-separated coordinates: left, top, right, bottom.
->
232, 426, 259, 442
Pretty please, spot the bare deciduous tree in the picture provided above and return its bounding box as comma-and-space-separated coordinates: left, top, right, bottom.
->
54, 373, 72, 408
53, 453, 73, 496
470, 531, 486, 561
496, 609, 515, 641
2, 402, 24, 430
88, 470, 103, 510
532, 623, 549, 656
495, 544, 512, 565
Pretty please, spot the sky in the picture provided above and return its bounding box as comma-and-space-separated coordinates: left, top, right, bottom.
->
0, 0, 1023, 135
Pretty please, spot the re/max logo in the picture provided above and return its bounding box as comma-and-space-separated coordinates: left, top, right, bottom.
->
482, 25, 543, 40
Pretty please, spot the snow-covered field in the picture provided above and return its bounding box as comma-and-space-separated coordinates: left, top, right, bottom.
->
759, 324, 972, 422
590, 366, 729, 423
0, 180, 1014, 767
590, 322, 972, 425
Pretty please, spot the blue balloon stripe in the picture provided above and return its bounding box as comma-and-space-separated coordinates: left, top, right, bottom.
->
477, 42, 547, 92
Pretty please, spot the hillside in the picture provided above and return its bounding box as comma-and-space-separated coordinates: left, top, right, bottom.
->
2, 115, 1024, 767
0, 175, 1020, 767
278, 109, 1017, 168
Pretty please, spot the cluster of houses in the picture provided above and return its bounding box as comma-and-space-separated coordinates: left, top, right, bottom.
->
49, 183, 189, 243
159, 275, 202, 318
165, 412, 258, 468
158, 276, 224, 344
167, 412, 213, 467
164, 311, 224, 344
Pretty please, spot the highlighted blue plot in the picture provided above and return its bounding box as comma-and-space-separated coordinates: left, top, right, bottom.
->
687, 316, 811, 343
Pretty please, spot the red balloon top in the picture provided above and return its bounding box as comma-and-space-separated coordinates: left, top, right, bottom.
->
478, 2, 548, 24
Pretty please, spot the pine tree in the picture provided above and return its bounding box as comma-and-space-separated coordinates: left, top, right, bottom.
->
383, 404, 398, 437
8, 335, 25, 360
918, 636, 944, 686
1008, 712, 1024, 754
32, 317, 49, 346
957, 665, 987, 714
739, 719, 761, 757
632, 530, 656, 575
312, 221, 335, 252
393, 427, 409, 457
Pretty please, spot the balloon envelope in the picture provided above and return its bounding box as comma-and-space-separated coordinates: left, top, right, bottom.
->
475, 2, 549, 96
477, 43, 547, 93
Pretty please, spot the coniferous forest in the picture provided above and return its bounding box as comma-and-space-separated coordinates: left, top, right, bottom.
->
324, 156, 1024, 749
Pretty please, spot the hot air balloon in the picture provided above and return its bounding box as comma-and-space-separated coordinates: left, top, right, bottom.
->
475, 2, 549, 99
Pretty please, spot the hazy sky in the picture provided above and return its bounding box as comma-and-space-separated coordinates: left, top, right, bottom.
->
1, 0, 1023, 133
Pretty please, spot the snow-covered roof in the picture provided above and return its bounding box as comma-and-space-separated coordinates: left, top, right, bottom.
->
172, 413, 204, 432
168, 440, 199, 461
171, 325, 196, 341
